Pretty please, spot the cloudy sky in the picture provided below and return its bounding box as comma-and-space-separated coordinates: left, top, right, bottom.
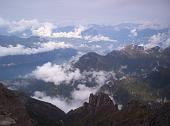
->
0, 0, 170, 25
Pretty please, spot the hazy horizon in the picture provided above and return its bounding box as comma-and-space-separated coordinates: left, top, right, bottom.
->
0, 0, 170, 25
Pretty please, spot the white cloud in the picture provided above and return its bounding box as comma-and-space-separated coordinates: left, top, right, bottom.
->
164, 38, 170, 48
32, 22, 54, 37
145, 33, 166, 49
84, 35, 114, 42
0, 18, 114, 42
8, 19, 40, 33
32, 62, 82, 85
0, 17, 55, 36
30, 58, 117, 112
149, 33, 162, 43
129, 29, 138, 37
34, 24, 114, 42
31, 60, 116, 86
71, 84, 98, 101
32, 82, 104, 112
52, 25, 85, 38
0, 41, 73, 57
33, 91, 79, 112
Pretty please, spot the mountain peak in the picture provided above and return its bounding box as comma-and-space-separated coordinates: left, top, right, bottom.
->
89, 93, 114, 108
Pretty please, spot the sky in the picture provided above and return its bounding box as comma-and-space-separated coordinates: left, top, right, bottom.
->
0, 0, 170, 25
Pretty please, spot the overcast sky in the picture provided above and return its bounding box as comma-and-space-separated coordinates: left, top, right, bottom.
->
0, 0, 170, 25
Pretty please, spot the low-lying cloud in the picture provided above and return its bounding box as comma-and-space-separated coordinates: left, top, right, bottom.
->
84, 35, 114, 42
52, 25, 85, 39
0, 17, 114, 42
33, 86, 97, 113
129, 29, 138, 37
32, 22, 54, 37
31, 60, 116, 112
145, 33, 169, 49
31, 61, 115, 86
32, 62, 81, 85
0, 41, 73, 57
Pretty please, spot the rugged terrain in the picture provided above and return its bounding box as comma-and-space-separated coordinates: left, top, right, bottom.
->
0, 83, 170, 126
0, 83, 65, 126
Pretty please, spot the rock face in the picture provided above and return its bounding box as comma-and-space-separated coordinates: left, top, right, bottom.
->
0, 84, 33, 126
88, 93, 117, 114
64, 93, 118, 126
89, 93, 114, 107
26, 98, 65, 126
64, 93, 170, 126
0, 83, 65, 126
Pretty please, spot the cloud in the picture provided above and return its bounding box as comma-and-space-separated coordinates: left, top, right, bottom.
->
31, 62, 82, 85
145, 33, 166, 49
33, 84, 100, 112
129, 29, 138, 37
141, 32, 170, 49
71, 84, 97, 101
31, 59, 116, 112
31, 61, 116, 86
52, 25, 85, 38
0, 18, 114, 42
0, 17, 55, 36
32, 91, 79, 112
164, 38, 170, 48
32, 22, 54, 37
32, 71, 113, 112
32, 24, 114, 42
32, 79, 107, 112
0, 41, 73, 57
84, 35, 114, 42
8, 19, 40, 33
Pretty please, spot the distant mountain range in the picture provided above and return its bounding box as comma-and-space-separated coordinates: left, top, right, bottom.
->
1, 23, 170, 54
0, 23, 170, 120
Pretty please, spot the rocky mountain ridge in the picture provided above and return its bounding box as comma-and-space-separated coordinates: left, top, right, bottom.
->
1, 83, 170, 126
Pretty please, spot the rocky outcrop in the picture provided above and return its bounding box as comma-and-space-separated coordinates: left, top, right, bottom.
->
0, 84, 33, 126
64, 93, 118, 126
0, 83, 65, 126
64, 94, 170, 126
89, 93, 114, 107
26, 98, 65, 126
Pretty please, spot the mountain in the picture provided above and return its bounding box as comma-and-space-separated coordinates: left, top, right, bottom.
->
81, 23, 169, 42
3, 45, 170, 108
75, 45, 170, 74
73, 45, 170, 104
0, 83, 65, 126
64, 93, 170, 126
1, 83, 170, 126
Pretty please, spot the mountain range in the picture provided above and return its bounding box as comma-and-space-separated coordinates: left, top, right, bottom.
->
0, 23, 170, 125
0, 83, 170, 126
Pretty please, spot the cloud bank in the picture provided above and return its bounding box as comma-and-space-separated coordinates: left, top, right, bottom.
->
145, 33, 169, 49
32, 62, 81, 85
0, 17, 114, 42
31, 60, 116, 112
0, 41, 73, 57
